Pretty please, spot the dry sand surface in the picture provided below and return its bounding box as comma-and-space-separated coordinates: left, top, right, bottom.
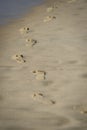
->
0, 0, 87, 130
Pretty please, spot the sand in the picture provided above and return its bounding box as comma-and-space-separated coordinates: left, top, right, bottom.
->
0, 0, 87, 130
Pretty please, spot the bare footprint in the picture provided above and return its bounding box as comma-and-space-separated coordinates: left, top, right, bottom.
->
67, 0, 76, 3
12, 54, 26, 63
46, 7, 54, 12
32, 70, 46, 80
43, 16, 56, 22
46, 4, 58, 13
19, 27, 30, 34
26, 38, 37, 47
73, 104, 87, 115
32, 92, 56, 105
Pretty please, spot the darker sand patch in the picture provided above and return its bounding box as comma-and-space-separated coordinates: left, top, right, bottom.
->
41, 80, 53, 86
73, 13, 80, 16
0, 95, 3, 101
80, 73, 87, 79
66, 60, 78, 65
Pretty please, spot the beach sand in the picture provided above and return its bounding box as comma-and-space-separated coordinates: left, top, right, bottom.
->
0, 0, 87, 130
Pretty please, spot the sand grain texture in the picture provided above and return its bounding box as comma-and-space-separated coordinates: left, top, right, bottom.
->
0, 0, 87, 130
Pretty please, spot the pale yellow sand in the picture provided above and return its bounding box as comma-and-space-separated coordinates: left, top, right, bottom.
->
0, 0, 87, 130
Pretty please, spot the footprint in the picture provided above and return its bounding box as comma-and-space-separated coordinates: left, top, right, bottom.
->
73, 104, 87, 115
46, 7, 54, 12
32, 70, 46, 80
43, 16, 56, 22
12, 54, 26, 63
19, 27, 30, 34
26, 38, 37, 47
80, 110, 87, 114
32, 92, 56, 105
67, 0, 76, 3
46, 4, 58, 13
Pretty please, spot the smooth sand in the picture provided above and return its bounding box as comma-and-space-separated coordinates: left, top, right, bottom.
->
0, 0, 87, 130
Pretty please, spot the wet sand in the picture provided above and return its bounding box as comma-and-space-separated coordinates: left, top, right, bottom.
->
0, 0, 87, 130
